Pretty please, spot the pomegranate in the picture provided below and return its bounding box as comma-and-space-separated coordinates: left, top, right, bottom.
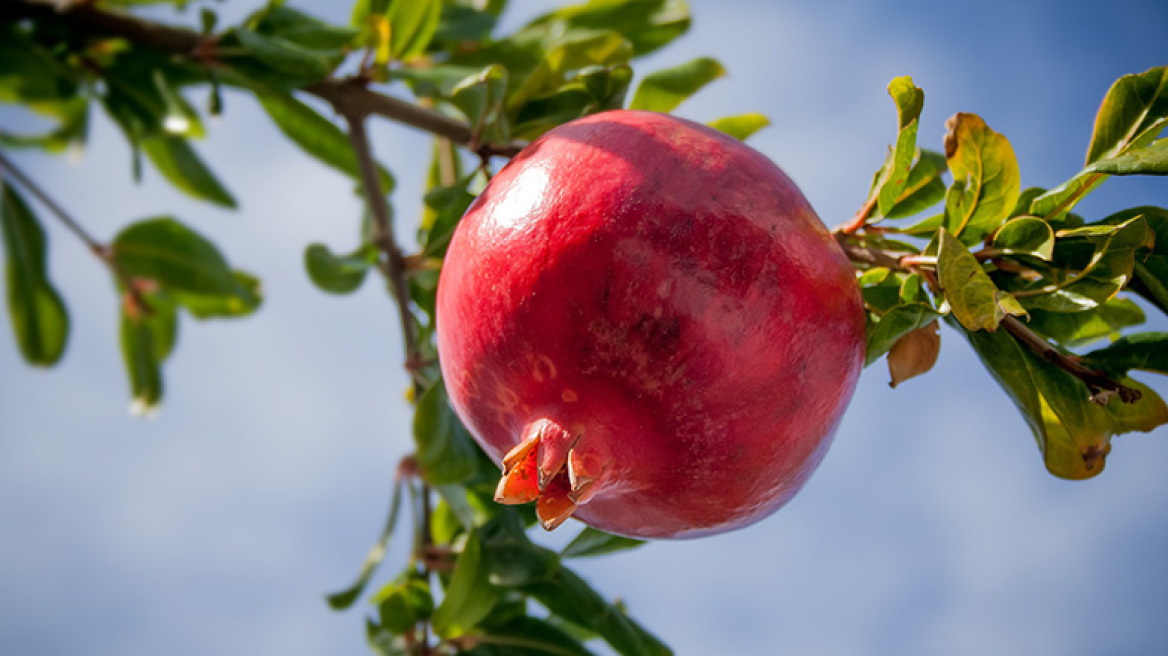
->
435, 110, 864, 539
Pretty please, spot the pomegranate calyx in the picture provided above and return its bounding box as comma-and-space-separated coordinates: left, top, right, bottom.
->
493, 418, 606, 531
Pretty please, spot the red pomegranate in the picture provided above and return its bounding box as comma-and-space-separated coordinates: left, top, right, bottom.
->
435, 110, 864, 539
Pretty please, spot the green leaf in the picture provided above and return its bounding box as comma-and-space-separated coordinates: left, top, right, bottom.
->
1082, 332, 1168, 376
431, 531, 503, 639
561, 527, 646, 559
524, 0, 690, 57
174, 270, 262, 319
326, 478, 404, 610
523, 567, 671, 656
256, 92, 394, 191
387, 0, 442, 60
233, 28, 334, 83
958, 319, 1168, 479
510, 31, 634, 110
884, 149, 947, 219
250, 5, 359, 50
119, 290, 177, 415
1086, 66, 1168, 164
706, 113, 769, 141
864, 302, 942, 366
422, 176, 477, 258
992, 216, 1055, 260
112, 217, 242, 296
1097, 207, 1168, 314
937, 228, 1023, 331
1088, 139, 1168, 175
413, 380, 480, 485
942, 113, 1021, 244
1020, 216, 1154, 313
478, 511, 561, 587
1, 184, 69, 366
0, 95, 90, 154
140, 136, 237, 208
1024, 297, 1144, 348
304, 242, 377, 295
371, 577, 433, 635
467, 616, 596, 656
0, 24, 79, 104
451, 65, 510, 144
873, 76, 924, 217
629, 57, 724, 113
512, 65, 632, 139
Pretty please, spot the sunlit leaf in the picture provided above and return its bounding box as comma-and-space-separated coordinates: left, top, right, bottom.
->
958, 319, 1168, 479
937, 228, 1023, 331
1086, 65, 1168, 164
942, 113, 1020, 244
1088, 139, 1168, 175
884, 149, 947, 219
992, 216, 1055, 260
873, 76, 924, 217
524, 0, 690, 56
629, 57, 724, 113
387, 0, 442, 60
1, 184, 69, 366
706, 113, 769, 141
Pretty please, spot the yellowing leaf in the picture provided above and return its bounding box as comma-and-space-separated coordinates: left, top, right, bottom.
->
887, 321, 940, 388
942, 112, 1020, 244
937, 228, 1024, 332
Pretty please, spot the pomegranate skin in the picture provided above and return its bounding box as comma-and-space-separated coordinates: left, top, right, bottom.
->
436, 110, 864, 539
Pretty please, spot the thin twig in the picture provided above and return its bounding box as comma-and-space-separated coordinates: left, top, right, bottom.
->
342, 114, 423, 387
1000, 315, 1140, 405
836, 233, 1141, 404
0, 150, 103, 252
0, 149, 152, 312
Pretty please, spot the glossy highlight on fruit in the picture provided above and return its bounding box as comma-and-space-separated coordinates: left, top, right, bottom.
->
436, 110, 865, 539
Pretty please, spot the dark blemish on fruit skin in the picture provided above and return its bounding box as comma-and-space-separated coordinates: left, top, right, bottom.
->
635, 314, 682, 354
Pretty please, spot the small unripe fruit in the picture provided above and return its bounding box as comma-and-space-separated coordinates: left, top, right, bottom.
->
436, 110, 864, 539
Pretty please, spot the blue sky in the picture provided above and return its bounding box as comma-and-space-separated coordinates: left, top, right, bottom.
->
2, 1, 1168, 654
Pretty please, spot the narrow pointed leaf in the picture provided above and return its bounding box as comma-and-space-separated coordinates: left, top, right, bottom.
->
874, 76, 924, 216
327, 478, 404, 610
119, 290, 177, 415
706, 113, 769, 141
1, 184, 69, 366
387, 0, 442, 60
561, 527, 646, 559
257, 92, 394, 190
141, 136, 237, 208
431, 532, 502, 639
629, 57, 724, 113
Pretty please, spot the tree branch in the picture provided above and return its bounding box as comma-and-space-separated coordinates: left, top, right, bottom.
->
343, 114, 422, 387
2, 0, 525, 158
835, 233, 1142, 404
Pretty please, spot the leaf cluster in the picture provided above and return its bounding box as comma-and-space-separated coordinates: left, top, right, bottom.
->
847, 68, 1168, 480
